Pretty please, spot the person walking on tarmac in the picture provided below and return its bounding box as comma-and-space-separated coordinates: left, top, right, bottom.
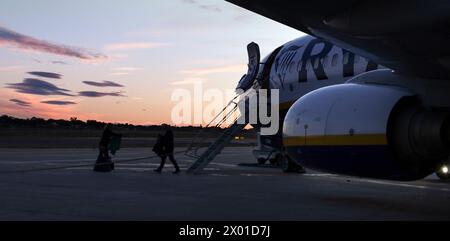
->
152, 134, 165, 157
154, 127, 180, 174
94, 123, 122, 172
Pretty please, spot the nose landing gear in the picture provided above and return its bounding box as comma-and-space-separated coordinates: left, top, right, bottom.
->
280, 153, 306, 173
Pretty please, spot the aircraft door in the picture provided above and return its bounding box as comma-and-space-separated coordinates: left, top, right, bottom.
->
236, 42, 260, 91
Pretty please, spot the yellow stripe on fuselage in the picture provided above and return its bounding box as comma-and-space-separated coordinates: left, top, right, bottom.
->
283, 134, 388, 146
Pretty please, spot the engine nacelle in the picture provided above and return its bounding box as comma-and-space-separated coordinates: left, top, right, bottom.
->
283, 83, 450, 180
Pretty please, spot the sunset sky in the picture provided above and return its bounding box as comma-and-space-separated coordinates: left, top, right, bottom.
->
0, 0, 303, 125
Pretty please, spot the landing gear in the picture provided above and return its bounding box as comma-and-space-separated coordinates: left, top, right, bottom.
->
257, 158, 267, 165
436, 163, 449, 181
280, 154, 306, 173
253, 145, 306, 173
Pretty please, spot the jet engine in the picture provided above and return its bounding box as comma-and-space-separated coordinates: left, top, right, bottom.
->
283, 79, 450, 180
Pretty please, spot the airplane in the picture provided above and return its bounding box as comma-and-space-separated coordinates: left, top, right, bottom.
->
227, 0, 450, 181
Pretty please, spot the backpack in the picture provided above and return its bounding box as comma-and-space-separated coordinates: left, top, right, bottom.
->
152, 135, 164, 156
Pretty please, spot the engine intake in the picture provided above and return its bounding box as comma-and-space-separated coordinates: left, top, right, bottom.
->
283, 83, 450, 180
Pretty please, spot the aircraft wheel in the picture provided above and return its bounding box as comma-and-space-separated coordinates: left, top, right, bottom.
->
269, 158, 279, 166
281, 154, 305, 173
257, 158, 267, 165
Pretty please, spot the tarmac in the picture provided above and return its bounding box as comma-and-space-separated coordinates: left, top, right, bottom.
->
0, 147, 449, 220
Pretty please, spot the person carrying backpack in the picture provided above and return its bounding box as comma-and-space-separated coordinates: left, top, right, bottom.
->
94, 124, 121, 172
153, 127, 180, 174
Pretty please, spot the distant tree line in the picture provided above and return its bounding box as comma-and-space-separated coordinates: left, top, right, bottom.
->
0, 115, 252, 133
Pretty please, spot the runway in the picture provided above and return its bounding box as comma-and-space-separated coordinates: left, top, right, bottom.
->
0, 147, 449, 220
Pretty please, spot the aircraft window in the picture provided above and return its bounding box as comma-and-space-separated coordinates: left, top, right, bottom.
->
331, 54, 338, 67
314, 58, 319, 69
354, 56, 359, 63
343, 52, 349, 64
323, 56, 329, 68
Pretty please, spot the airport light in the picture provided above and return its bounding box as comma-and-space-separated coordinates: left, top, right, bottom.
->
442, 165, 449, 174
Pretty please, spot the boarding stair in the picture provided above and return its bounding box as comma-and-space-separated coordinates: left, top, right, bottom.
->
185, 88, 258, 174
185, 42, 263, 173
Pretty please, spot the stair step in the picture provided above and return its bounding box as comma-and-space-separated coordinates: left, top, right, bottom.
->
186, 122, 246, 174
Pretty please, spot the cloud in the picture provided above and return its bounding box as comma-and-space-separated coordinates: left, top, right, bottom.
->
82, 80, 124, 87
180, 64, 246, 76
108, 67, 141, 76
0, 91, 104, 122
27, 71, 62, 79
41, 100, 76, 105
109, 72, 130, 76
199, 4, 222, 12
51, 60, 68, 65
170, 77, 206, 86
6, 78, 73, 96
9, 98, 31, 107
0, 26, 108, 61
124, 30, 167, 38
112, 67, 142, 71
78, 91, 125, 98
173, 64, 246, 86
0, 65, 22, 72
181, 0, 223, 12
104, 42, 169, 51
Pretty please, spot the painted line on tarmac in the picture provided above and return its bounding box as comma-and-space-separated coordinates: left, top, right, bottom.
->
207, 173, 230, 177
3, 156, 152, 164
66, 167, 153, 172
311, 174, 450, 192
358, 179, 450, 192
240, 173, 275, 177
209, 162, 238, 168
303, 173, 338, 177
184, 159, 239, 168
3, 159, 95, 164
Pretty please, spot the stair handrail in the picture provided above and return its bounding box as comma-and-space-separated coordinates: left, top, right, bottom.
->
185, 88, 257, 157
185, 95, 239, 157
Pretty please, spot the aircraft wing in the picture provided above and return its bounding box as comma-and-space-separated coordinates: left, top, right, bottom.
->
226, 0, 450, 79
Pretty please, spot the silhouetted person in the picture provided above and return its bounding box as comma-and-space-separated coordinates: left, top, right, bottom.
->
152, 134, 165, 157
94, 124, 121, 172
154, 127, 180, 174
